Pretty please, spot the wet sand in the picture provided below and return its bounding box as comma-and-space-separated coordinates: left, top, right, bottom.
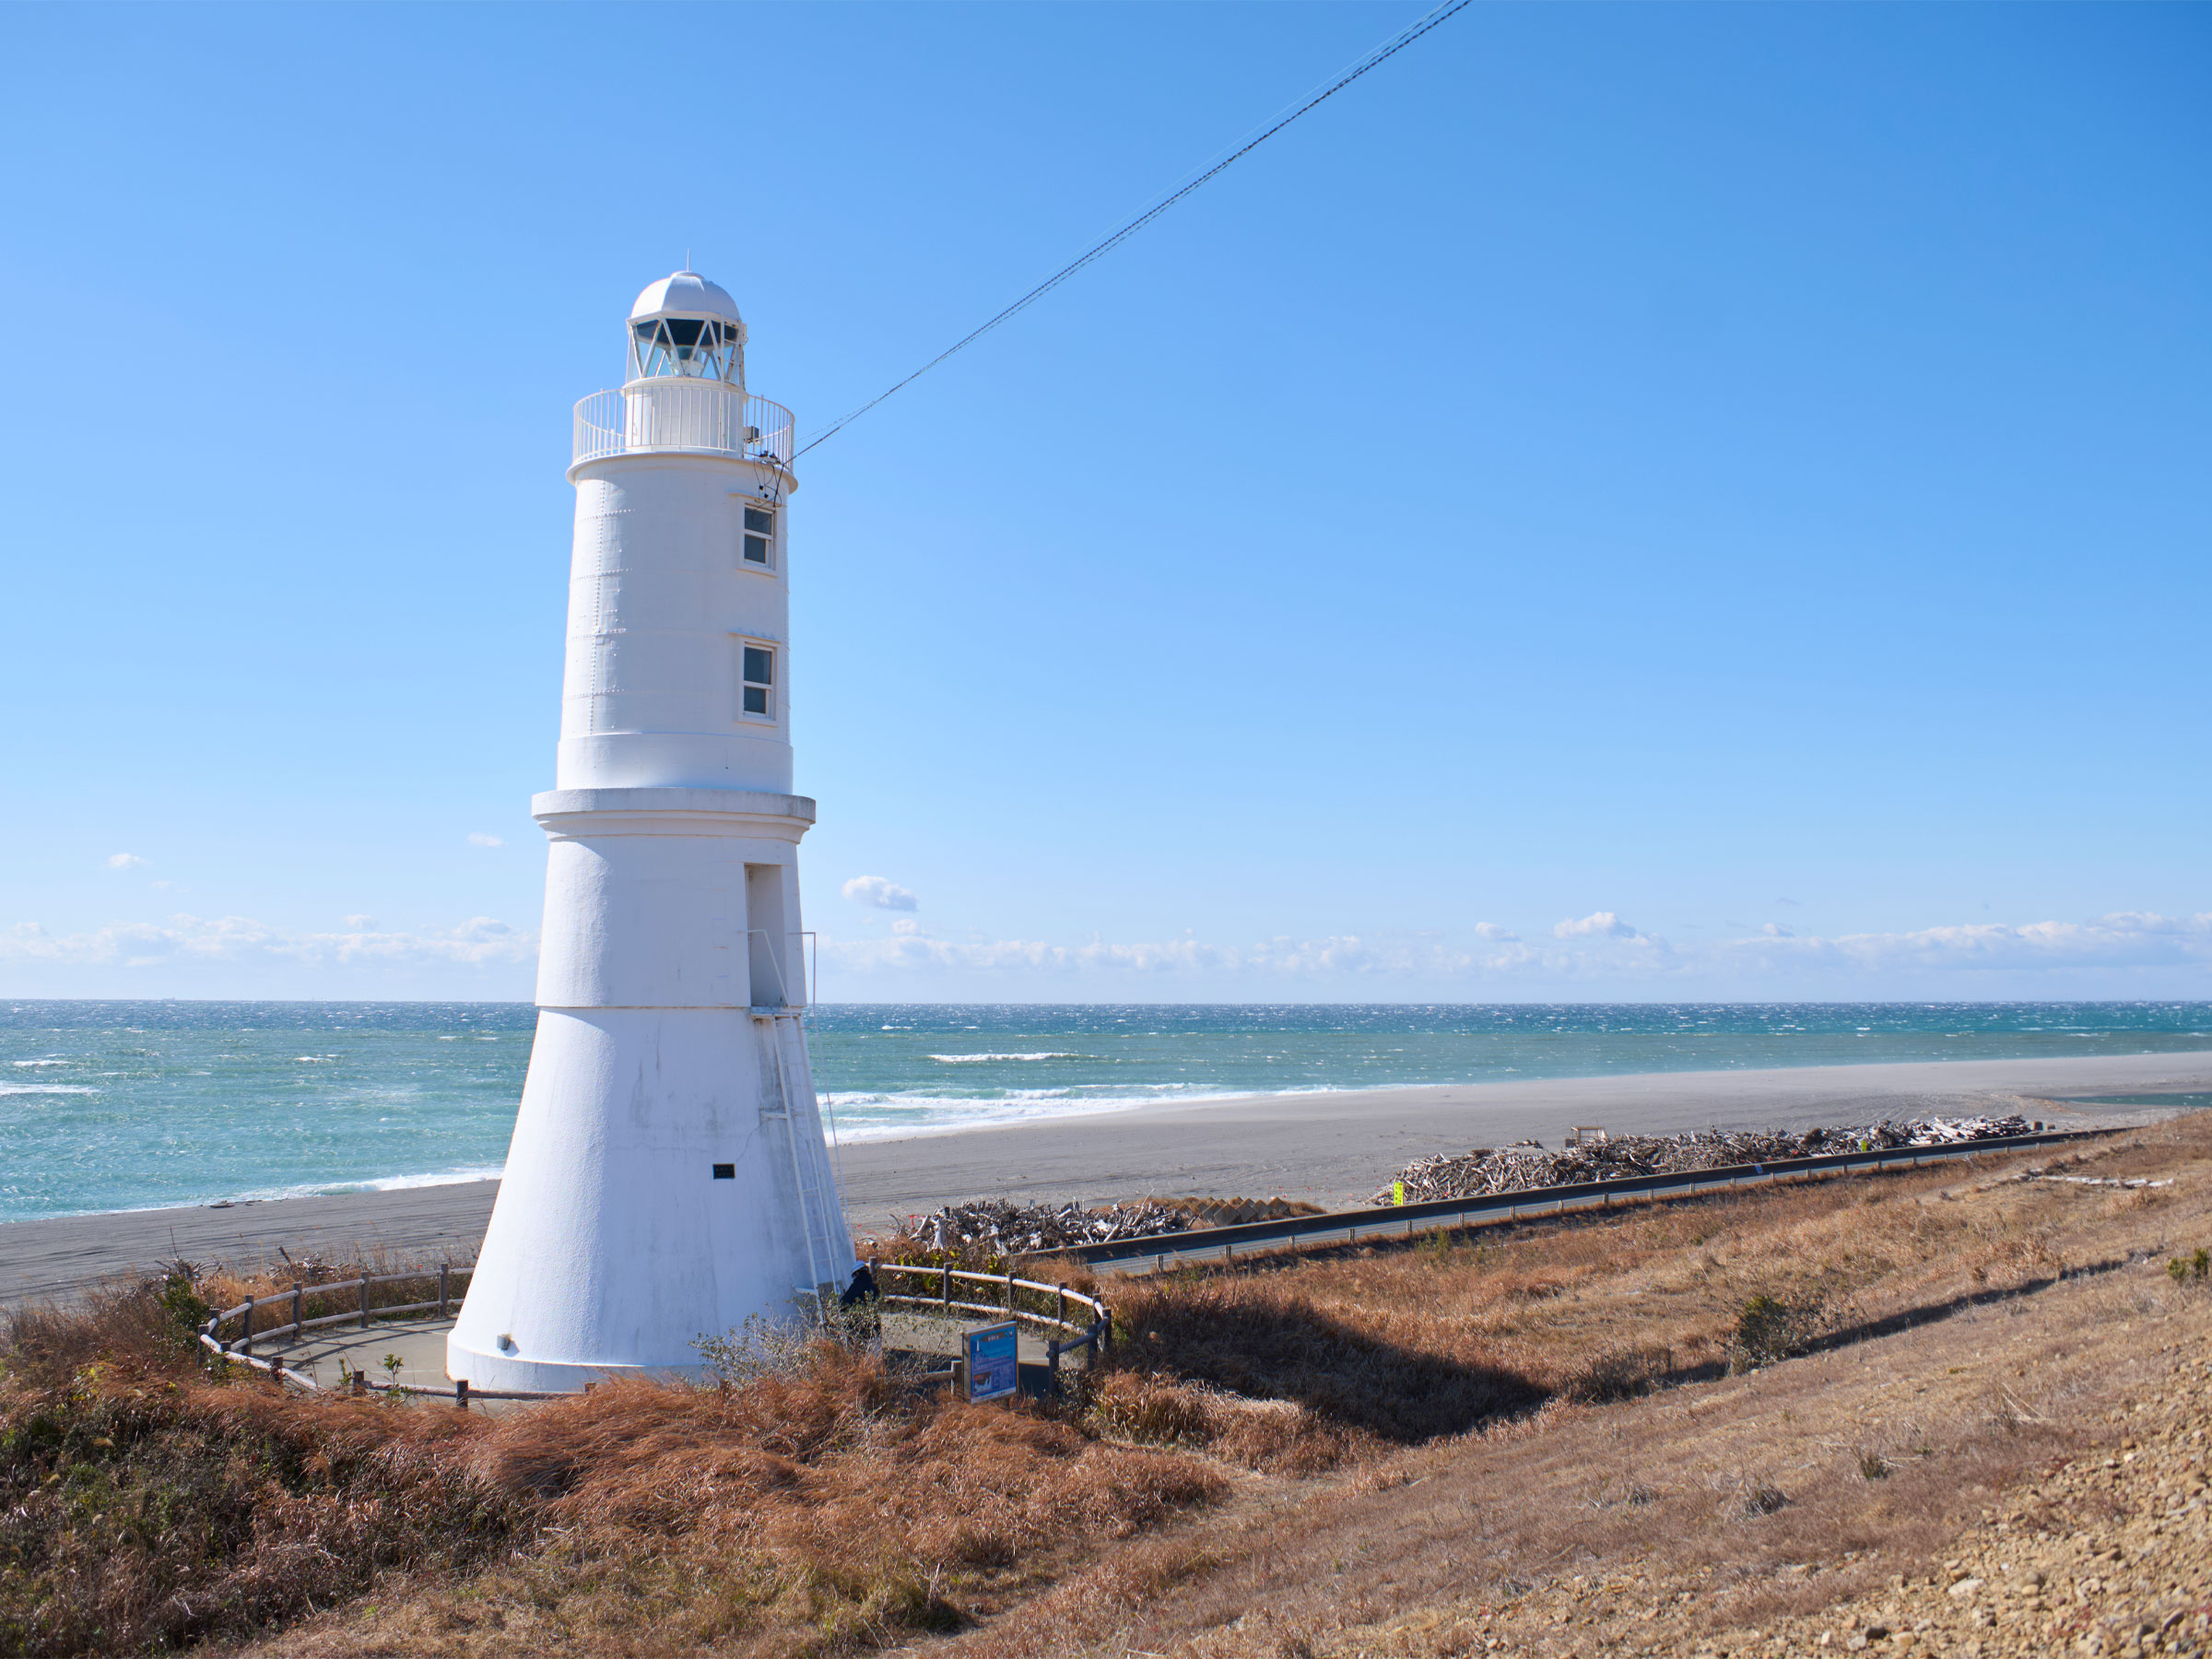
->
4, 1049, 2206, 1307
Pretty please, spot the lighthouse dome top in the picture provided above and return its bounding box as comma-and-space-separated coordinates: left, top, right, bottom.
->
626, 270, 746, 385
630, 271, 743, 325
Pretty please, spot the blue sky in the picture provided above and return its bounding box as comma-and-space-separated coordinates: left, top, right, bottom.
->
1, 2, 2206, 1003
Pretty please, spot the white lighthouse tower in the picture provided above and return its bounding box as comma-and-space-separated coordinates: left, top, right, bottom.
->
449, 272, 852, 1394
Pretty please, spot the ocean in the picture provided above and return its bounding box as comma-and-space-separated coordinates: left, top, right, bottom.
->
2, 1001, 2206, 1222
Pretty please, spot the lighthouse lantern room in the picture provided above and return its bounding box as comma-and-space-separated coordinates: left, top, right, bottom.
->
449, 273, 850, 1394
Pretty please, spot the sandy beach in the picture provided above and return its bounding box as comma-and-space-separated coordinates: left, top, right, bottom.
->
4, 1049, 2206, 1308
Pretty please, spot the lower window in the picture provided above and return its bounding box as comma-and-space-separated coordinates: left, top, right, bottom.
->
741, 643, 774, 718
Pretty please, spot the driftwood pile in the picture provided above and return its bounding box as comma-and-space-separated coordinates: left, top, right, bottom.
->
907, 1194, 1324, 1255
1375, 1114, 2038, 1205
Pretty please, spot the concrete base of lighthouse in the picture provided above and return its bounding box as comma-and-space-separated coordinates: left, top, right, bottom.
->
448, 788, 850, 1395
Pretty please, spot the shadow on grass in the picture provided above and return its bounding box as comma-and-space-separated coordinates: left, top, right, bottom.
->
1802, 1258, 2132, 1359
1115, 1287, 1546, 1442
1629, 1257, 2144, 1394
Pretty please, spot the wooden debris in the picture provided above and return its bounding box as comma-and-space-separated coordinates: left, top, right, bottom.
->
1374, 1115, 2037, 1205
904, 1194, 1323, 1255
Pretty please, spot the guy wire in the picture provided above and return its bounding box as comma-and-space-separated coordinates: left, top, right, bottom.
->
792, 0, 1474, 458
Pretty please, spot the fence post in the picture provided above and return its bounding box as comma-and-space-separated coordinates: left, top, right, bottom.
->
1005, 1268, 1015, 1314
941, 1263, 950, 1314
291, 1284, 302, 1338
1047, 1338, 1062, 1394
456, 1378, 469, 1410
439, 1263, 449, 1317
1056, 1284, 1067, 1328
359, 1273, 371, 1330
241, 1297, 253, 1358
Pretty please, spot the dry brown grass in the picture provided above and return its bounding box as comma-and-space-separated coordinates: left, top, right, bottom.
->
9, 1121, 2209, 1658
0, 1281, 1227, 1657
934, 1116, 2212, 1657
0, 1282, 517, 1656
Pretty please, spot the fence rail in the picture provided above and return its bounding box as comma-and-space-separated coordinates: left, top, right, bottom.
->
573, 383, 795, 466
202, 1264, 471, 1357
871, 1264, 1112, 1385
196, 1262, 1115, 1403
194, 1264, 583, 1404
1025, 1128, 2110, 1276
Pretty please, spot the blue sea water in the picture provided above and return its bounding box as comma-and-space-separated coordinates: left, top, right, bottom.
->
1, 1001, 2206, 1222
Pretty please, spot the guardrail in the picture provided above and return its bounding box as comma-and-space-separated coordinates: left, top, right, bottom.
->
1028, 1129, 2110, 1276
871, 1263, 1112, 1387
202, 1264, 469, 1358
197, 1261, 1114, 1403
573, 384, 795, 466
194, 1264, 576, 1404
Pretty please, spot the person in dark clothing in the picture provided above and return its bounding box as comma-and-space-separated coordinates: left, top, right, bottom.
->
839, 1261, 878, 1308
839, 1260, 881, 1339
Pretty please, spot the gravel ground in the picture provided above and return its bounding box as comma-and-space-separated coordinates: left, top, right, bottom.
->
1759, 1358, 2212, 1657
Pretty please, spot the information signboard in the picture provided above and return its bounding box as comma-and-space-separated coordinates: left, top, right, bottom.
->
965, 1321, 1018, 1403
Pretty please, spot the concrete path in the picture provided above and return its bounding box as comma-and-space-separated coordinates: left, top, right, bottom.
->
237, 1310, 1072, 1412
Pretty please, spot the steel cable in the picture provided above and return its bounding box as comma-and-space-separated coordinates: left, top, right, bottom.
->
793, 0, 1475, 457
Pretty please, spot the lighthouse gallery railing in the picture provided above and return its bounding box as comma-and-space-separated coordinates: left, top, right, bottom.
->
574, 384, 795, 466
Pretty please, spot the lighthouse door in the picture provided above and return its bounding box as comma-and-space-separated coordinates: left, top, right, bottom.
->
745, 865, 790, 1008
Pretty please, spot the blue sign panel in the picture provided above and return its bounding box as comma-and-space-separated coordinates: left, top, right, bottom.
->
966, 1321, 1018, 1403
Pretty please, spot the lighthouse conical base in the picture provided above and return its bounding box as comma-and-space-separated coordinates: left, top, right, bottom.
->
449, 1009, 847, 1394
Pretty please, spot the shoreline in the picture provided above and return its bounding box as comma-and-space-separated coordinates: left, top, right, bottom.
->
4, 1048, 2208, 1306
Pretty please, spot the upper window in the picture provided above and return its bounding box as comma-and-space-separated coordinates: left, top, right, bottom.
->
743, 505, 775, 568
741, 643, 775, 719
628, 316, 744, 383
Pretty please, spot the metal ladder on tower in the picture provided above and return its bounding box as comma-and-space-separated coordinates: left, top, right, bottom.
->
760, 1007, 833, 1315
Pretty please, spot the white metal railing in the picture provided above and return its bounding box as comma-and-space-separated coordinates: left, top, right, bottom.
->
870, 1264, 1112, 1387
573, 383, 794, 466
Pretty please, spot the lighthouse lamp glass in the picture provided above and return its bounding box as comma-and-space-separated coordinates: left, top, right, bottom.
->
628, 316, 744, 383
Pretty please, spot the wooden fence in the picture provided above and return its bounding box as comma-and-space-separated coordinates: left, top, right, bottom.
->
196, 1262, 1115, 1403
870, 1263, 1112, 1389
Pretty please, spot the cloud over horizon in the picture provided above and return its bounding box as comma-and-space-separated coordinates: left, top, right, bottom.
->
4, 909, 2206, 1000
818, 909, 2212, 994
842, 875, 918, 912
1554, 911, 1642, 940
1, 913, 536, 974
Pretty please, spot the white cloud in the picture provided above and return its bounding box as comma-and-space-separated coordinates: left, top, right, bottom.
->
466, 832, 504, 848
345, 914, 378, 930
1553, 911, 1641, 940
843, 875, 918, 912
0, 913, 535, 971
816, 909, 2212, 994
106, 853, 145, 869
890, 917, 923, 935
1715, 911, 2212, 975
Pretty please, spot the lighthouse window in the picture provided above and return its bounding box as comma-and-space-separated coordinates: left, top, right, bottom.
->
741, 644, 775, 718
742, 505, 774, 567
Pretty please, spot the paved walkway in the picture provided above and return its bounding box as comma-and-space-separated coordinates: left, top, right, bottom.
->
241, 1309, 1085, 1410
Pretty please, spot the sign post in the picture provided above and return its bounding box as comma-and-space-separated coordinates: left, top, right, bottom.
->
965, 1321, 1018, 1404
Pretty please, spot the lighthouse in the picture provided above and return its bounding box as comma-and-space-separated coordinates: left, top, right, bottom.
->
449, 272, 852, 1394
